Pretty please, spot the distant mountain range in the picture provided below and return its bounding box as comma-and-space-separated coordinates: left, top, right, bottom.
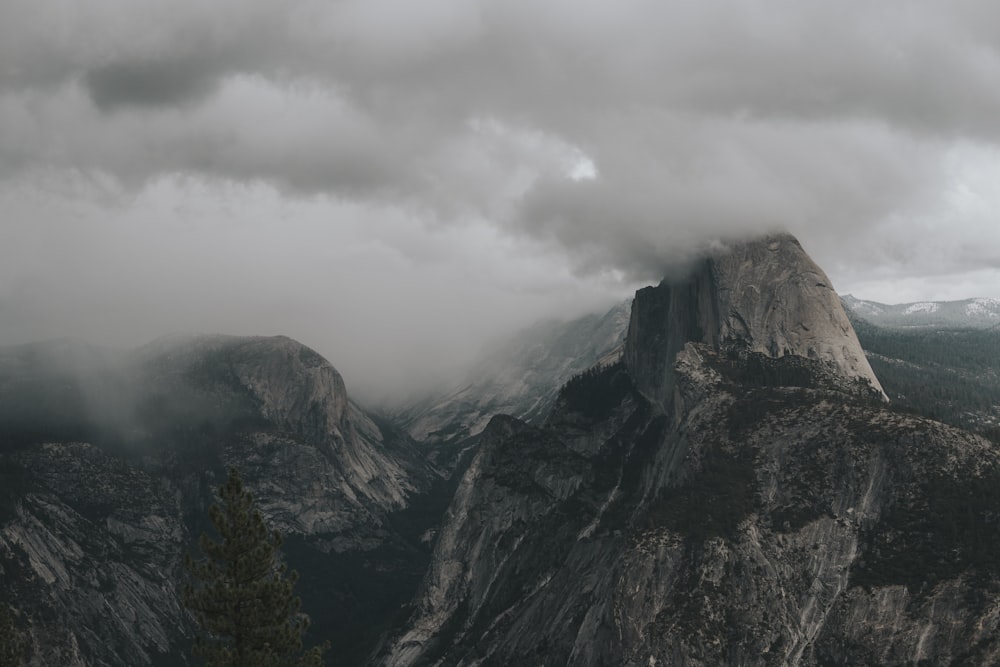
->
842, 294, 1000, 329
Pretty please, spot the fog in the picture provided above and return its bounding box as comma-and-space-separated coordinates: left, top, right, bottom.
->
2, 1, 1000, 400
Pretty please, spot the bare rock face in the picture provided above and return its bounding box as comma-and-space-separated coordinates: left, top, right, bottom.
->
0, 442, 189, 667
383, 234, 999, 667
139, 335, 434, 538
226, 336, 350, 436
625, 234, 886, 406
383, 342, 1000, 667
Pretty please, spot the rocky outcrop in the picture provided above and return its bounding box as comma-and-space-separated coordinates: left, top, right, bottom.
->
383, 234, 999, 666
384, 340, 1000, 666
625, 234, 886, 406
136, 335, 435, 538
3, 233, 995, 666
1, 442, 189, 667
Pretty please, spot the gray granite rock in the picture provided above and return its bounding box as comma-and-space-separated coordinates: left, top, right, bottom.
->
625, 234, 886, 407
383, 235, 999, 667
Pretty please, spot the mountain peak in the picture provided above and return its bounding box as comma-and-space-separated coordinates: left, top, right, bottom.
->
625, 233, 886, 405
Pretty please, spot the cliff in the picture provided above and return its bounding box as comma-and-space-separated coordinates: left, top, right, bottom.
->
4, 234, 996, 666
383, 235, 999, 666
625, 234, 886, 406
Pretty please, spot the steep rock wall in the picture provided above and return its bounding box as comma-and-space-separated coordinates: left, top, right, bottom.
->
383, 344, 1000, 666
383, 235, 999, 667
625, 234, 886, 406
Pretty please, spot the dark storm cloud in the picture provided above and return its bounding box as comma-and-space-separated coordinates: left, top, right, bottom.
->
4, 1, 1000, 235
6, 4, 1000, 173
84, 57, 221, 110
4, 2, 999, 219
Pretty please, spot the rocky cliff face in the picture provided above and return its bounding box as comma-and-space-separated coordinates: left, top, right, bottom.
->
1, 442, 189, 666
139, 335, 433, 538
383, 235, 999, 666
4, 234, 996, 666
626, 234, 885, 406
0, 335, 439, 666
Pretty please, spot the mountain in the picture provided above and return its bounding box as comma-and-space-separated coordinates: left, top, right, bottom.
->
383, 234, 1000, 666
0, 335, 441, 666
625, 234, 886, 406
842, 294, 1000, 329
4, 234, 1000, 666
133, 335, 435, 535
394, 300, 630, 452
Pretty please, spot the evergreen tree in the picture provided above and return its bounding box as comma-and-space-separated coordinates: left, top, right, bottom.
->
183, 468, 327, 666
0, 602, 25, 667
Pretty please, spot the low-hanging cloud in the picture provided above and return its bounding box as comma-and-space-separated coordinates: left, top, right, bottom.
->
84, 57, 223, 111
2, 0, 1000, 398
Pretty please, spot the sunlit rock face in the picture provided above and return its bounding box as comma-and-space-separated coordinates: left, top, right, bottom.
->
0, 335, 438, 666
384, 235, 1000, 667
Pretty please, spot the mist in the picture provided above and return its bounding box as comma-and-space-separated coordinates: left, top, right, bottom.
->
3, 1, 1000, 400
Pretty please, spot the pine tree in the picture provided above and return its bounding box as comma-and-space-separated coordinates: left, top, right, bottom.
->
183, 468, 327, 666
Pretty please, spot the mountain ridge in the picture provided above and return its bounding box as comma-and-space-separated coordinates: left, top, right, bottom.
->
0, 334, 442, 666
843, 294, 1000, 329
381, 234, 1000, 666
3, 234, 999, 666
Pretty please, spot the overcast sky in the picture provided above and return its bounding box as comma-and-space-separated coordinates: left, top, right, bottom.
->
2, 1, 1000, 400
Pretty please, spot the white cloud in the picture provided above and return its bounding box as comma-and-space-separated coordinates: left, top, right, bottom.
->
0, 172, 627, 399
2, 0, 1000, 396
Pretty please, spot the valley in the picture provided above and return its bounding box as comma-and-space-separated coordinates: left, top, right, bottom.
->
1, 235, 999, 666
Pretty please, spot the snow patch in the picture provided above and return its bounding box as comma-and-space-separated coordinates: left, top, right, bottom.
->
858, 302, 885, 315
966, 298, 1000, 317
845, 296, 885, 316
904, 302, 940, 315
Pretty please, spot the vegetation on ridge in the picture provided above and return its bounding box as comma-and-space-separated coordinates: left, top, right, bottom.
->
851, 316, 1000, 439
558, 361, 632, 421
